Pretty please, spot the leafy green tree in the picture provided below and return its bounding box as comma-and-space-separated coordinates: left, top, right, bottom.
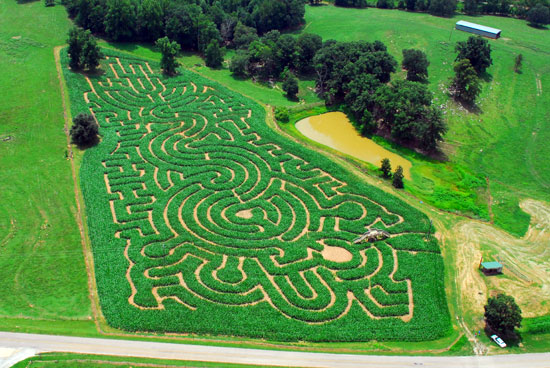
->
138, 0, 164, 41
381, 158, 392, 178
198, 18, 221, 53
514, 54, 523, 73
450, 59, 482, 105
406, 0, 416, 10
392, 166, 404, 188
104, 0, 136, 41
205, 40, 224, 68
527, 5, 550, 27
275, 34, 298, 72
233, 22, 258, 49
463, 0, 479, 14
67, 27, 85, 70
70, 113, 99, 147
455, 36, 493, 74
45, 0, 55, 7
484, 294, 522, 336
229, 51, 250, 77
282, 72, 299, 99
81, 31, 103, 72
67, 27, 103, 71
296, 33, 322, 74
428, 0, 456, 16
402, 49, 430, 82
155, 37, 180, 75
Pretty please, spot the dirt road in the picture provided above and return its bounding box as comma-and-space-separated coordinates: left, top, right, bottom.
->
1, 332, 549, 368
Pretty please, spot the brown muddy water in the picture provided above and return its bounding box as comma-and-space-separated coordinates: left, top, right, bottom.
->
295, 112, 412, 180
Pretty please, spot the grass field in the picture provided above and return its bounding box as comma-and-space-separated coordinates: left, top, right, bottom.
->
62, 48, 450, 341
12, 352, 284, 368
296, 6, 550, 236
0, 1, 91, 320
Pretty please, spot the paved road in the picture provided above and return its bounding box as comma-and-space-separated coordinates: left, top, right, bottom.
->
0, 332, 549, 368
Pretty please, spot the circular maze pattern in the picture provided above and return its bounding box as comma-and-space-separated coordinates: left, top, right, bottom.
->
77, 52, 447, 338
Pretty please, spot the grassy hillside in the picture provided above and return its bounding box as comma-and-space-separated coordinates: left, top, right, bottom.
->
0, 1, 90, 319
298, 6, 550, 236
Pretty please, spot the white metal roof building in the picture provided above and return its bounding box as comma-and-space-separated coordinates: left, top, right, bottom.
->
455, 20, 502, 39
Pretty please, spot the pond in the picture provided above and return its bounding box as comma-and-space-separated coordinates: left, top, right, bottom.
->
295, 112, 412, 180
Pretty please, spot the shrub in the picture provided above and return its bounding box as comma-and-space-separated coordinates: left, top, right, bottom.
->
70, 113, 98, 147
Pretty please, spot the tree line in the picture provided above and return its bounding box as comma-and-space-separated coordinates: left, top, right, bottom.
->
334, 0, 550, 26
62, 0, 307, 52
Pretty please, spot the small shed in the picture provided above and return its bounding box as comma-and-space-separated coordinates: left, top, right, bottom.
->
480, 261, 503, 275
455, 20, 502, 39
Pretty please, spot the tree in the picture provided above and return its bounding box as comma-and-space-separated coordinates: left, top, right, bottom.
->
45, 0, 55, 7
104, 0, 136, 41
406, 0, 416, 11
81, 31, 103, 72
233, 22, 258, 49
527, 5, 550, 27
428, 0, 456, 16
205, 40, 224, 68
67, 27, 85, 70
392, 166, 404, 188
138, 0, 164, 41
282, 72, 299, 99
230, 51, 250, 77
402, 49, 430, 82
381, 158, 392, 178
296, 33, 322, 74
155, 37, 180, 75
463, 0, 479, 14
67, 27, 103, 71
455, 36, 493, 74
450, 59, 482, 105
514, 54, 523, 73
70, 113, 99, 147
484, 294, 522, 336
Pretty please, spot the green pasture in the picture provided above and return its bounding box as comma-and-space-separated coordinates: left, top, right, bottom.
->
296, 6, 550, 236
0, 1, 90, 320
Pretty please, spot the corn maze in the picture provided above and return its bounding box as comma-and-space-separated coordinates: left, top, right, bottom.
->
63, 50, 450, 341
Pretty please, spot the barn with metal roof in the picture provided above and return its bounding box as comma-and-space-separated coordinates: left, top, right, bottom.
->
456, 20, 502, 39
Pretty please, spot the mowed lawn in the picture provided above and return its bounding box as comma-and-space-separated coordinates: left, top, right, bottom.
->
0, 1, 90, 319
300, 6, 550, 236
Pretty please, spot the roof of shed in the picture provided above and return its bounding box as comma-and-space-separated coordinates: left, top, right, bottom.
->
456, 20, 502, 35
481, 261, 503, 269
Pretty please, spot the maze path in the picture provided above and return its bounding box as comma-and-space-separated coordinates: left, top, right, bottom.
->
82, 54, 438, 327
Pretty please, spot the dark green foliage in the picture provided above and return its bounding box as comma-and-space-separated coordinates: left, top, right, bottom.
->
393, 166, 404, 188
297, 33, 322, 74
428, 0, 457, 16
381, 158, 392, 179
156, 37, 180, 75
406, 0, 416, 10
334, 0, 368, 8
463, 0, 479, 14
275, 107, 290, 123
527, 5, 550, 27
377, 0, 393, 9
229, 51, 250, 77
70, 113, 98, 147
484, 294, 522, 336
205, 40, 224, 69
282, 72, 299, 99
138, 0, 164, 41
45, 0, 55, 7
450, 59, 482, 105
233, 22, 259, 49
62, 50, 450, 342
455, 36, 493, 75
402, 49, 429, 82
104, 0, 136, 41
514, 54, 523, 73
67, 27, 103, 71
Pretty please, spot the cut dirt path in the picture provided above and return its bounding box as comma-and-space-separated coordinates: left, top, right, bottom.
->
3, 332, 550, 368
